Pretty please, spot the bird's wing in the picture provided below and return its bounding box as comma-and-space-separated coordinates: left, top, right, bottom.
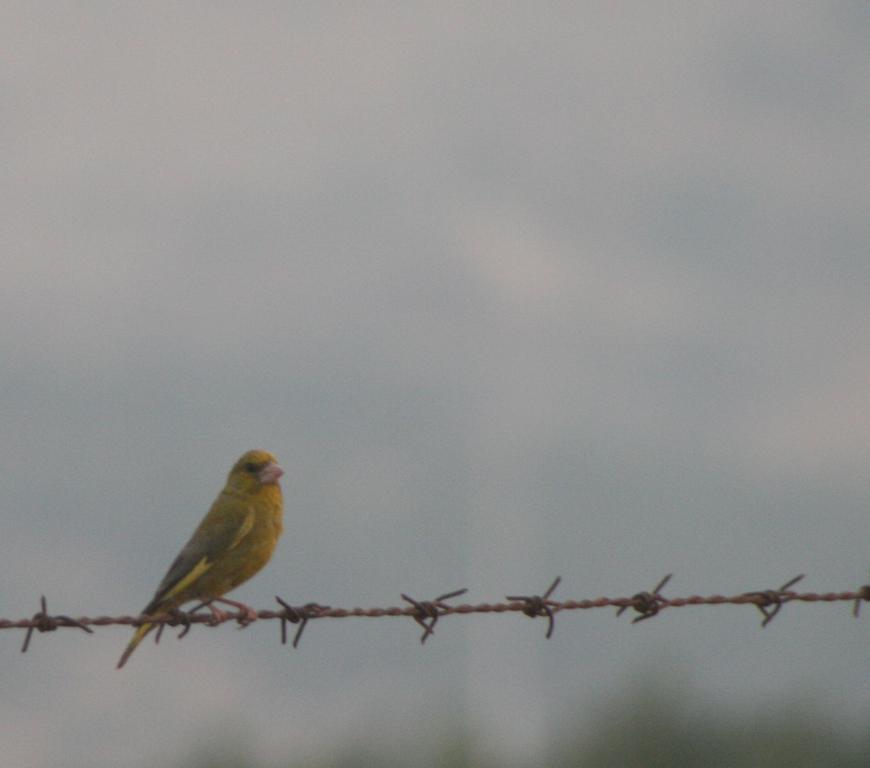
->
144, 498, 256, 612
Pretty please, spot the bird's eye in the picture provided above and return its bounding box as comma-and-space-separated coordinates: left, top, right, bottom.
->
245, 462, 258, 473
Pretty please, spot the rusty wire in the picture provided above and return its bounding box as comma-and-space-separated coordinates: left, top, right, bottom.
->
3, 575, 867, 655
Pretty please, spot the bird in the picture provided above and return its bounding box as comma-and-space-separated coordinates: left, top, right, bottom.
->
117, 449, 284, 669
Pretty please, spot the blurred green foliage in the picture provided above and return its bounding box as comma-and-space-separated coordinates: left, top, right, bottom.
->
178, 680, 869, 768
547, 680, 870, 768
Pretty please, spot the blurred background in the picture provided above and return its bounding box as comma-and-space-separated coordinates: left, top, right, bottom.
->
1, 3, 868, 767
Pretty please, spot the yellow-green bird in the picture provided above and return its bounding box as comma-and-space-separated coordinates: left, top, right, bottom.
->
117, 449, 284, 669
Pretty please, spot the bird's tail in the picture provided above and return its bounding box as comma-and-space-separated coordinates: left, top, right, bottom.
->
116, 622, 154, 669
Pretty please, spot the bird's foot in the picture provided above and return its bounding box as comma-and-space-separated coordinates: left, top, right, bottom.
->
213, 597, 259, 626
204, 603, 230, 625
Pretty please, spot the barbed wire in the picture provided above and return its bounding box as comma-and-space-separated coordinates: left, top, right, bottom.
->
3, 573, 867, 655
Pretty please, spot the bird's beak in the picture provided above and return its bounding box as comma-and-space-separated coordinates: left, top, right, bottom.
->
258, 461, 284, 485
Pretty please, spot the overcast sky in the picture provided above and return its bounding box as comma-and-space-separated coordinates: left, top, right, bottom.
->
2, 4, 868, 767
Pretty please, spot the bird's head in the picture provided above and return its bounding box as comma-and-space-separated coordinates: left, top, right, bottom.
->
226, 449, 284, 494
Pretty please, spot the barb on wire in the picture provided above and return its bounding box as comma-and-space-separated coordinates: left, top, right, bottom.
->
506, 576, 562, 638
275, 598, 331, 648
743, 574, 805, 628
401, 588, 468, 644
853, 583, 870, 618
151, 600, 243, 643
20, 595, 93, 653
153, 607, 194, 644
616, 573, 673, 624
